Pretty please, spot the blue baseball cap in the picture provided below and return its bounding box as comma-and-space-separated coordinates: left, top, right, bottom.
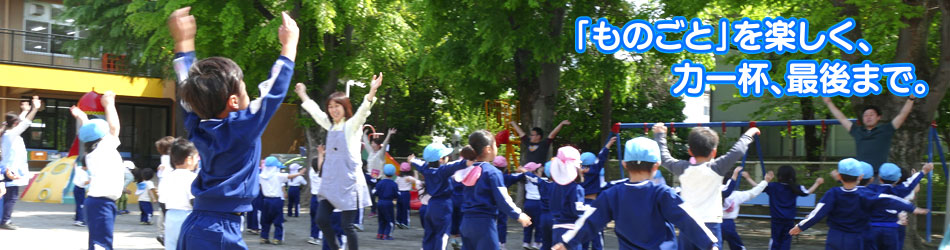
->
79, 119, 109, 142
580, 152, 597, 166
879, 163, 902, 182
623, 137, 660, 163
838, 158, 862, 177
383, 164, 396, 176
544, 161, 551, 177
264, 156, 285, 168
423, 143, 454, 162
858, 161, 874, 179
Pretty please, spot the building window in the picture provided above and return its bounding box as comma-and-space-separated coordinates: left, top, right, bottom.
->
23, 97, 170, 170
23, 1, 80, 55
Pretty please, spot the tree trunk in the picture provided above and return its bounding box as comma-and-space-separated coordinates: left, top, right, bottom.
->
799, 98, 821, 173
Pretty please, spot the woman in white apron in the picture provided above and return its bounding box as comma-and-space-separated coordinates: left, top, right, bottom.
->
295, 74, 383, 250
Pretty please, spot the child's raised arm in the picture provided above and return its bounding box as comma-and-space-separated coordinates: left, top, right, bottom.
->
805, 177, 824, 194
167, 7, 195, 54
69, 106, 88, 126
652, 123, 688, 175
743, 171, 759, 187
278, 12, 299, 62
101, 91, 120, 137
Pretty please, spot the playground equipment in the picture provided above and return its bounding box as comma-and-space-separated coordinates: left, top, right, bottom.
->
613, 118, 947, 242
22, 90, 139, 204
485, 100, 520, 169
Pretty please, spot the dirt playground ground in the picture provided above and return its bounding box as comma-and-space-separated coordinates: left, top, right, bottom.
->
0, 201, 844, 249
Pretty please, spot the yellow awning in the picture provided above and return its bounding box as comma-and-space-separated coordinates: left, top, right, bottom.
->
0, 64, 166, 98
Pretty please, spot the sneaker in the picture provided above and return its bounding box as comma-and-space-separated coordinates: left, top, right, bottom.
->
499, 243, 508, 250
73, 221, 86, 227
531, 242, 542, 250
260, 238, 270, 244
119, 210, 131, 215
354, 224, 365, 232
396, 223, 408, 229
369, 212, 377, 217
307, 237, 321, 245
376, 234, 382, 240
382, 235, 394, 240
248, 229, 261, 235
156, 235, 164, 246
0, 223, 18, 230
271, 239, 283, 245
522, 242, 531, 250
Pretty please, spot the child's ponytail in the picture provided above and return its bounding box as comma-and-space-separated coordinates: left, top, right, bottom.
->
459, 146, 477, 161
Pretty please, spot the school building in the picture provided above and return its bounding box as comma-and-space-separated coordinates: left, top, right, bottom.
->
0, 0, 304, 172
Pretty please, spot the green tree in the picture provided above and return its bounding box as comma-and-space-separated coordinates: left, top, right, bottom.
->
699, 0, 950, 248
61, 0, 441, 159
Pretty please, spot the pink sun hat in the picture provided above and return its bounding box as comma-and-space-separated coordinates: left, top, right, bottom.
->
549, 146, 582, 185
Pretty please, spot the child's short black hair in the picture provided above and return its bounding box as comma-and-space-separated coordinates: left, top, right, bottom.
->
170, 137, 198, 168
137, 168, 155, 182
155, 136, 176, 155
623, 161, 656, 173
859, 178, 871, 186
688, 127, 719, 158
840, 174, 859, 183
181, 57, 244, 119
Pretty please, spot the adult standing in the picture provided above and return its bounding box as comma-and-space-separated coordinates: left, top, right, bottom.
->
509, 120, 571, 165
295, 73, 384, 250
0, 96, 41, 230
823, 97, 915, 176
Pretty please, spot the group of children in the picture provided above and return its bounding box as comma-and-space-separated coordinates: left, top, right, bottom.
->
35, 5, 935, 250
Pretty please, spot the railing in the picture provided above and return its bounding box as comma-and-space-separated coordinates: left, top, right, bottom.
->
0, 28, 160, 78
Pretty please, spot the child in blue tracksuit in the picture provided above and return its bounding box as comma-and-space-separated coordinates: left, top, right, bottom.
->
554, 137, 718, 250
168, 7, 299, 249
578, 136, 616, 250
537, 161, 556, 250
287, 163, 307, 217
865, 163, 929, 250
411, 143, 471, 250
375, 164, 399, 240
790, 158, 927, 250
457, 130, 532, 250
549, 146, 588, 250
764, 165, 824, 250
247, 190, 264, 234
258, 156, 305, 245
450, 178, 465, 248
521, 162, 544, 250
70, 93, 123, 250
493, 156, 526, 248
